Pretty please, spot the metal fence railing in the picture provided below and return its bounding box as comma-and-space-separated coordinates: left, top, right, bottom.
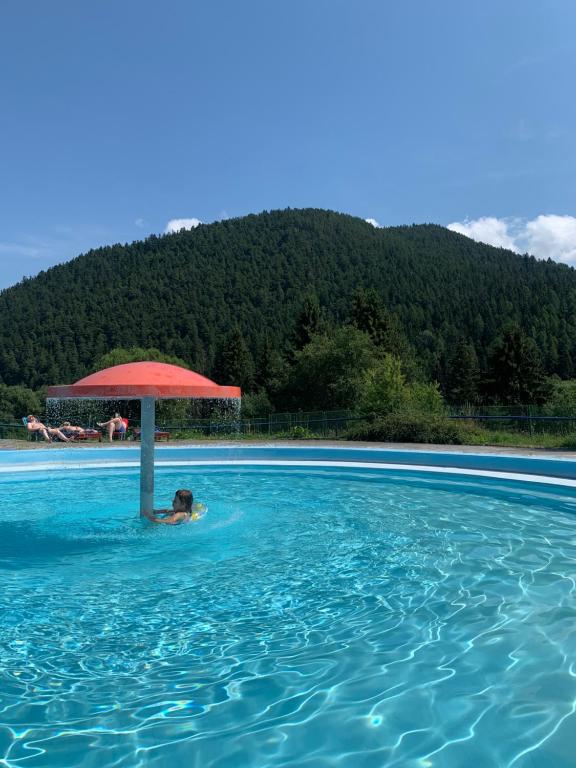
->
156, 411, 366, 438
446, 405, 576, 436
0, 412, 366, 441
4, 407, 576, 441
0, 422, 28, 440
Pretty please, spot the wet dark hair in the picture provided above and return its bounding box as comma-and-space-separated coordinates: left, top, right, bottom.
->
175, 489, 193, 513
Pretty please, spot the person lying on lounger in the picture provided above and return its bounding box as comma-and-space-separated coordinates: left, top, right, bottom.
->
26, 415, 73, 443
59, 422, 85, 437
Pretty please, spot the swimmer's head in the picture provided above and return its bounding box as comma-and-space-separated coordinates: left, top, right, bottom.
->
63, 421, 71, 427
27, 415, 36, 422
173, 489, 193, 514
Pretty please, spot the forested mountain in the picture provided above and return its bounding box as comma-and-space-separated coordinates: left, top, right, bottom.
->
1, 208, 575, 390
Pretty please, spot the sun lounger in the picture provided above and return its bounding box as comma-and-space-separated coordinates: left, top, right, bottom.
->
132, 428, 171, 441
74, 429, 102, 442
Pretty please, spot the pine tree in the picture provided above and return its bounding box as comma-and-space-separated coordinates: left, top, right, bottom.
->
350, 287, 413, 364
2, 208, 576, 391
444, 339, 480, 404
557, 330, 574, 379
254, 332, 286, 395
292, 292, 324, 351
212, 326, 255, 391
486, 326, 548, 404
350, 288, 386, 341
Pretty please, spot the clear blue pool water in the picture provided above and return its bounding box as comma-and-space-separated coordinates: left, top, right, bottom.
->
1, 464, 576, 767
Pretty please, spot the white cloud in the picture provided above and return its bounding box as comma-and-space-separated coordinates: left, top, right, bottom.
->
165, 217, 202, 234
365, 218, 381, 228
524, 215, 576, 264
447, 217, 519, 252
447, 215, 576, 265
134, 218, 147, 228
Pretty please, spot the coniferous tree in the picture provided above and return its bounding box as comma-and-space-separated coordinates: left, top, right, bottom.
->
350, 288, 386, 342
557, 331, 574, 379
292, 292, 324, 352
212, 326, 255, 391
350, 287, 417, 378
254, 332, 286, 396
444, 339, 480, 404
92, 347, 190, 371
350, 287, 407, 356
1, 209, 576, 392
485, 326, 549, 404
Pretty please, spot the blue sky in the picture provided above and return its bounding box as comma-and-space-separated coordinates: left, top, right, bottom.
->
1, 0, 575, 288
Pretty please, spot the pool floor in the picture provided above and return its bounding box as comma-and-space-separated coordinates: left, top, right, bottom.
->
1, 464, 575, 767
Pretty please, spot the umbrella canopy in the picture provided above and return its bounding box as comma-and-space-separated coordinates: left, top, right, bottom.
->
47, 361, 241, 400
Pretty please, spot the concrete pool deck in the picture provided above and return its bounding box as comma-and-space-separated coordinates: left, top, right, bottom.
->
2, 439, 576, 486
1, 437, 575, 458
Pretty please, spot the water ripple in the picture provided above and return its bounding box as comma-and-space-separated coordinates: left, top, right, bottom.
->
1, 467, 575, 767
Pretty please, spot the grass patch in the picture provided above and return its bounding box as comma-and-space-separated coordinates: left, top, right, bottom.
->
464, 428, 576, 450
345, 413, 576, 449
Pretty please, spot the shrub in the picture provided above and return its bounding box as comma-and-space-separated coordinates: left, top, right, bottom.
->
404, 382, 445, 415
359, 355, 406, 415
276, 425, 318, 439
0, 384, 42, 421
542, 378, 576, 416
359, 355, 446, 418
241, 391, 273, 419
345, 413, 472, 444
282, 327, 378, 411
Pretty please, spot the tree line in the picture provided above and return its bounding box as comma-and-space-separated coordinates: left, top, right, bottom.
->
1, 208, 576, 419
213, 287, 553, 416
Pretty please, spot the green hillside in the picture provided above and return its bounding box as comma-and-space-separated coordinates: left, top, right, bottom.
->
1, 208, 575, 390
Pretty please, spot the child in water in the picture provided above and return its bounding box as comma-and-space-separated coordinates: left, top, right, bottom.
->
143, 489, 205, 525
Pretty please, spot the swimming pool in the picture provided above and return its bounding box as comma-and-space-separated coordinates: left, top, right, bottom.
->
1, 446, 575, 767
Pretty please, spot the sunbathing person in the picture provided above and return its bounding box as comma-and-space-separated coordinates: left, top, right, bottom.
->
143, 489, 206, 525
97, 413, 126, 442
26, 415, 72, 443
59, 422, 85, 437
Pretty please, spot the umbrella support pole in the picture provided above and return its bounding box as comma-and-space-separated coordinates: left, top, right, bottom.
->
140, 397, 155, 516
